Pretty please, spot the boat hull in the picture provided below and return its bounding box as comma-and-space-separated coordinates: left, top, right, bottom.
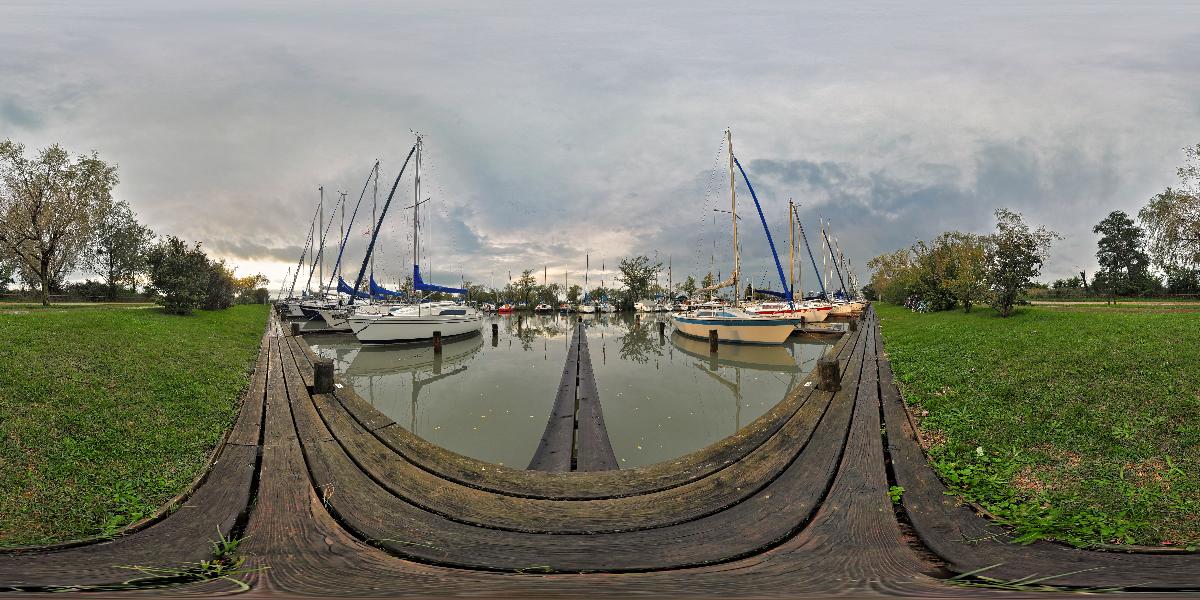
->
348, 313, 483, 344
671, 315, 796, 344
316, 308, 352, 331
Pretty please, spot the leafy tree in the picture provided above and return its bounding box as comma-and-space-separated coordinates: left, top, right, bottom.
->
679, 275, 697, 298
938, 231, 988, 312
1139, 145, 1200, 288
512, 269, 537, 306
204, 259, 236, 310
0, 140, 118, 305
615, 255, 661, 309
145, 236, 210, 315
985, 208, 1059, 317
867, 248, 916, 305
1052, 276, 1084, 290
566, 284, 582, 303
744, 283, 755, 301
233, 273, 269, 304
0, 258, 13, 293
1093, 210, 1152, 296
86, 199, 154, 300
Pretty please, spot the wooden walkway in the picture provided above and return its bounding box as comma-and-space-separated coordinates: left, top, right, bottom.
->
2, 309, 1198, 596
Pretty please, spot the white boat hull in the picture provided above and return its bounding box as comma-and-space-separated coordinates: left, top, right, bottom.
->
671, 315, 796, 344
316, 308, 352, 331
348, 312, 483, 344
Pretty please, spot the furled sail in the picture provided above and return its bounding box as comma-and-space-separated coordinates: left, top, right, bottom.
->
337, 276, 371, 299
698, 269, 739, 293
413, 265, 467, 295
370, 276, 405, 298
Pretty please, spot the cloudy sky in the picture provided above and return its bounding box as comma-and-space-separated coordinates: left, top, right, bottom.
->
3, 1, 1198, 294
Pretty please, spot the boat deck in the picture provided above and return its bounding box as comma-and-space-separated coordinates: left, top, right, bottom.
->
2, 308, 1197, 596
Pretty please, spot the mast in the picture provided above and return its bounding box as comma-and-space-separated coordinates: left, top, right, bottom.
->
668, 256, 672, 298
288, 200, 321, 299
788, 200, 795, 303
318, 186, 324, 296
726, 128, 739, 305
413, 135, 421, 288
350, 142, 417, 304
371, 162, 379, 286
339, 191, 345, 288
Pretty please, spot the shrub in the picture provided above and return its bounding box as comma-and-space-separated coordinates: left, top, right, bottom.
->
145, 236, 209, 315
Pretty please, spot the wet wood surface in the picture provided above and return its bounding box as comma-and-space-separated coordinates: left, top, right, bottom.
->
5, 308, 1197, 596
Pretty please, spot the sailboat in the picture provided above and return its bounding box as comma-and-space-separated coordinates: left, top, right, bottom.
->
744, 200, 831, 323
672, 129, 796, 345
347, 135, 483, 344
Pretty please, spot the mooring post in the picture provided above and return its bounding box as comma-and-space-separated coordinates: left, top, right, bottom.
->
849, 318, 857, 332
433, 331, 443, 354
491, 323, 499, 339
658, 321, 665, 336
817, 357, 840, 392
708, 329, 719, 353
313, 358, 335, 394
290, 322, 301, 337
799, 316, 806, 331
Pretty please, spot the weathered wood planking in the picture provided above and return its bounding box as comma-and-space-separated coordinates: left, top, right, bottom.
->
526, 323, 583, 472
574, 324, 619, 471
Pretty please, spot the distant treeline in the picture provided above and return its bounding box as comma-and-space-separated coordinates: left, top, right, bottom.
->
867, 144, 1200, 314
0, 139, 269, 313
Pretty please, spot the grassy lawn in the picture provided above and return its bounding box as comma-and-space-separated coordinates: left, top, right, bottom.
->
877, 303, 1200, 549
0, 304, 267, 547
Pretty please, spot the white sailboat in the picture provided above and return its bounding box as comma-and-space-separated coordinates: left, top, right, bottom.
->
348, 135, 482, 344
672, 129, 796, 345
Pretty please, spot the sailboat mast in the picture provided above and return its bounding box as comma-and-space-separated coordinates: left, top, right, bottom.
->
726, 128, 739, 305
339, 191, 345, 290
788, 200, 795, 303
318, 186, 324, 296
371, 162, 378, 288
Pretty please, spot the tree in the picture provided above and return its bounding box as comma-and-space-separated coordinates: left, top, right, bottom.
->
145, 236, 210, 315
985, 208, 1059, 317
0, 258, 13, 293
680, 275, 697, 298
1093, 210, 1152, 296
86, 199, 154, 300
566, 284, 582, 303
204, 259, 236, 310
513, 269, 537, 306
233, 273, 269, 304
0, 140, 118, 305
938, 232, 988, 312
615, 255, 661, 309
1139, 144, 1200, 284
867, 248, 915, 305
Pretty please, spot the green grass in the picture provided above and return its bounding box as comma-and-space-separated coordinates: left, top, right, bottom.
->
0, 304, 267, 547
877, 303, 1200, 549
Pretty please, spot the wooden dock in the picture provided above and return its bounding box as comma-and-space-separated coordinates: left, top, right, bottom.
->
3, 308, 1198, 596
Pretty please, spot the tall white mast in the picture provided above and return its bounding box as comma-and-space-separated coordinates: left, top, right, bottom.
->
788, 200, 795, 303
726, 128, 739, 305
370, 162, 378, 287
318, 186, 324, 296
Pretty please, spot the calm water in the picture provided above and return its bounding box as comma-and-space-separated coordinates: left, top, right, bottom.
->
308, 313, 836, 469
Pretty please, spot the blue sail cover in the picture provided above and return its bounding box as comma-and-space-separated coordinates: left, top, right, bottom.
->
338, 277, 371, 299
413, 265, 467, 295
370, 276, 406, 298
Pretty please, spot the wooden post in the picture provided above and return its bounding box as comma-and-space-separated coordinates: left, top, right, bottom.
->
433, 331, 442, 354
290, 322, 301, 337
313, 358, 334, 394
849, 318, 857, 332
817, 357, 840, 392
658, 321, 665, 335
708, 329, 719, 353
491, 323, 499, 338
799, 316, 806, 331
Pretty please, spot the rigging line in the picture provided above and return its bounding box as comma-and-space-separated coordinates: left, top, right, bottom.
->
325, 160, 379, 298
821, 224, 848, 296
795, 217, 828, 299
732, 155, 790, 301
287, 200, 322, 299
350, 141, 418, 303
303, 186, 349, 294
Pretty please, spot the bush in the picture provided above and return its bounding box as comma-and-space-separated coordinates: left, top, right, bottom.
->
203, 260, 236, 310
145, 236, 209, 315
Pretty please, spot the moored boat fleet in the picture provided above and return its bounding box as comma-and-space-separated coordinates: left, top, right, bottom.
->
276, 129, 865, 346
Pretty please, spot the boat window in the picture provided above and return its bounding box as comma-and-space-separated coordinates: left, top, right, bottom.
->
439, 309, 467, 315
718, 311, 737, 318
696, 310, 714, 317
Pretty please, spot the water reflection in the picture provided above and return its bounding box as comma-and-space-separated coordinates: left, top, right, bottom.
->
310, 313, 837, 469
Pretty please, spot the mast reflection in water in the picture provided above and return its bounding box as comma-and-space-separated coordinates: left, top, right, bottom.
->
310, 313, 835, 469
